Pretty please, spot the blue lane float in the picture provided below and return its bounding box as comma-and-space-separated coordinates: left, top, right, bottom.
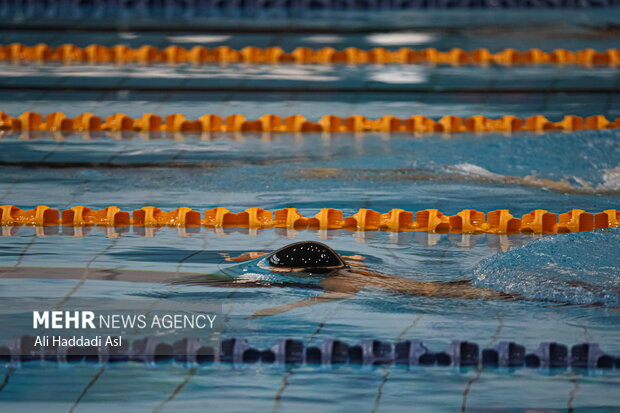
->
482, 342, 526, 367
1, 0, 618, 12
1, 336, 618, 370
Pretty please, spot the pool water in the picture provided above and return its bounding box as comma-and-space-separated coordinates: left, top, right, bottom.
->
1, 8, 620, 413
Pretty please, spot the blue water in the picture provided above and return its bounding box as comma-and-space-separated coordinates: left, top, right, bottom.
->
1, 129, 620, 410
1, 227, 620, 411
1, 11, 620, 413
1, 130, 619, 213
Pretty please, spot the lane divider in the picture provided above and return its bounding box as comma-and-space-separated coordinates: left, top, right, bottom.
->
3, 336, 618, 369
1, 0, 619, 11
1, 44, 619, 66
1, 205, 618, 234
1, 112, 619, 133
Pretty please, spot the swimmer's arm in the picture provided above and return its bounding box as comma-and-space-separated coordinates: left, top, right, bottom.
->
245, 277, 359, 319
401, 280, 516, 300
355, 269, 515, 300
245, 291, 356, 319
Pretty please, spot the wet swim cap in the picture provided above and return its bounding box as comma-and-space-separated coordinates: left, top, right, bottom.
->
267, 241, 346, 272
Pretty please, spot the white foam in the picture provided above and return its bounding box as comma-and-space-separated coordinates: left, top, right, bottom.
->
118, 32, 137, 40
369, 67, 426, 84
303, 35, 344, 44
446, 163, 505, 180
166, 35, 232, 43
598, 165, 620, 190
366, 33, 434, 46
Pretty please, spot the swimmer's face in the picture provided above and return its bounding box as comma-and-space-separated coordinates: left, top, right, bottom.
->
264, 241, 346, 274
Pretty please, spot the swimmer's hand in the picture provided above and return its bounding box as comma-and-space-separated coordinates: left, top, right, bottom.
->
245, 308, 279, 320
224, 252, 269, 262
341, 254, 365, 261
341, 254, 367, 269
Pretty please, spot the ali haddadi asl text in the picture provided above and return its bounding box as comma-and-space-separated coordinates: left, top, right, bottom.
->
34, 335, 122, 347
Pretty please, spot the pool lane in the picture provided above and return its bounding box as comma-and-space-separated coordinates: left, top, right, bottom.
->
1, 64, 619, 119
1, 227, 619, 350
1, 130, 618, 215
2, 8, 619, 36
3, 23, 620, 51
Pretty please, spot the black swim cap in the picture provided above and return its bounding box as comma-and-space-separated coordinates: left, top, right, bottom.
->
267, 241, 346, 272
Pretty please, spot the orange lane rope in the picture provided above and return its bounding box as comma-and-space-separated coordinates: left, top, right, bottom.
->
1, 112, 619, 134
1, 205, 618, 234
1, 44, 619, 66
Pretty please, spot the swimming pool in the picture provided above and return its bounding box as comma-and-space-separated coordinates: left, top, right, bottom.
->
1, 6, 620, 413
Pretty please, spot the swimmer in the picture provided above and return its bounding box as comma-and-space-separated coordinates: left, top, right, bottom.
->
6, 240, 609, 319
223, 241, 516, 319
297, 166, 620, 196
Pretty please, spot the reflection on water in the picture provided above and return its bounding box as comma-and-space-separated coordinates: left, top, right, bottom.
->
0, 224, 534, 251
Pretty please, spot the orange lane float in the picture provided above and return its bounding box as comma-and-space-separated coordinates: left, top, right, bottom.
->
275, 208, 309, 229
61, 206, 130, 227
133, 206, 202, 227
1, 44, 618, 67
0, 205, 59, 226
308, 208, 344, 230
0, 205, 617, 234
1, 112, 618, 134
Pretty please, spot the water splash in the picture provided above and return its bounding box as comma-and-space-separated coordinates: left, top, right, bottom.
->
299, 162, 620, 195
600, 165, 620, 191
472, 228, 620, 307
444, 163, 620, 195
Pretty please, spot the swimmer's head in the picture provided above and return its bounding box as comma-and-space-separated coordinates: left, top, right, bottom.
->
265, 241, 346, 273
